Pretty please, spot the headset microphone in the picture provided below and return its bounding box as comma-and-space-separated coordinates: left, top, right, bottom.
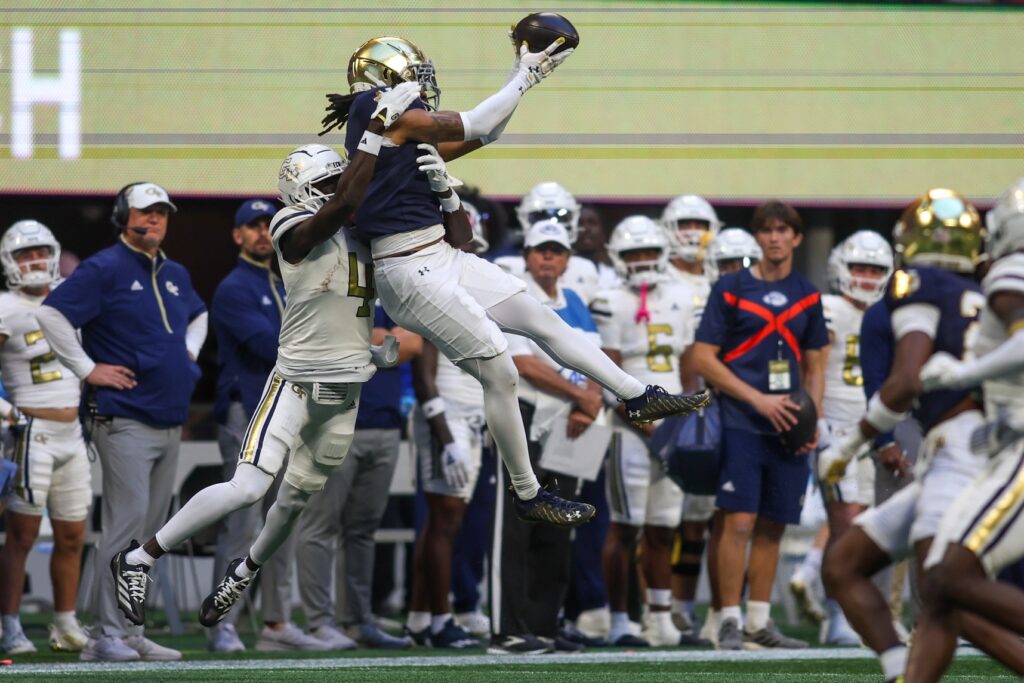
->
129, 227, 148, 235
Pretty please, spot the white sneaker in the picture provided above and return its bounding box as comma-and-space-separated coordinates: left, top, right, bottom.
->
49, 619, 89, 652
642, 612, 683, 646
455, 611, 491, 638
1, 627, 36, 654
208, 623, 246, 653
575, 607, 611, 639
79, 635, 141, 662
311, 624, 357, 651
124, 635, 182, 661
699, 611, 719, 648
255, 623, 331, 652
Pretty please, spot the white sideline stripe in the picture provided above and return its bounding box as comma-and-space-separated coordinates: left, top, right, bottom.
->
3, 647, 984, 675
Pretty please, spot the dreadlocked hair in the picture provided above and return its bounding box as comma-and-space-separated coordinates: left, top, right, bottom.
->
319, 92, 360, 136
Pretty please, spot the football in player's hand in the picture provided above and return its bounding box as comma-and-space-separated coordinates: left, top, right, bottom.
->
512, 13, 579, 54
778, 388, 818, 454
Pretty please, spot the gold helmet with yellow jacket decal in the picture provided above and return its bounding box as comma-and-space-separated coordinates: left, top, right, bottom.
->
347, 36, 440, 110
893, 188, 985, 274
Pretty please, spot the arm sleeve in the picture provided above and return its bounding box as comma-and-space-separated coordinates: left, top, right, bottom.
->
891, 303, 940, 340
36, 305, 96, 379
186, 311, 208, 359
212, 285, 279, 365
459, 72, 531, 141
42, 259, 104, 328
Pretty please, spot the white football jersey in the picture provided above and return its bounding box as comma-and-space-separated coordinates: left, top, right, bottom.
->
0, 290, 80, 409
591, 281, 696, 393
271, 206, 374, 384
821, 294, 867, 426
667, 264, 710, 326
495, 255, 600, 305
435, 352, 483, 414
976, 252, 1024, 415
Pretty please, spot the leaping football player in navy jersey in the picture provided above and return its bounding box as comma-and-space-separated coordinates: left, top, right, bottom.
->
316, 35, 710, 528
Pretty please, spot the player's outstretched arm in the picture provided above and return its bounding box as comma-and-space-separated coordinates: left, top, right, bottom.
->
387, 39, 572, 149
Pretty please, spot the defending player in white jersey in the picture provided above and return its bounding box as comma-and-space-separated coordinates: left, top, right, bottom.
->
793, 231, 893, 644
495, 182, 602, 305
109, 82, 425, 630
405, 202, 489, 649
819, 189, 1024, 682
906, 179, 1024, 681
590, 216, 698, 647
0, 221, 91, 654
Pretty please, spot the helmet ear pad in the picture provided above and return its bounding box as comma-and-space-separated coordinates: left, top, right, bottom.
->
111, 182, 146, 229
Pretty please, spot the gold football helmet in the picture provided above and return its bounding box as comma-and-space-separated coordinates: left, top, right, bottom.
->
893, 188, 985, 273
347, 36, 440, 110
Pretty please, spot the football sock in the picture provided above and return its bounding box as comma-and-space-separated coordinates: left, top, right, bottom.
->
53, 611, 77, 630
746, 601, 770, 633
880, 644, 908, 680
457, 352, 539, 500
487, 292, 645, 399
647, 588, 672, 610
125, 546, 156, 568
720, 605, 743, 626
1, 614, 22, 635
430, 614, 449, 635
801, 547, 824, 576
250, 482, 312, 566
155, 463, 272, 551
406, 611, 430, 632
236, 558, 258, 578
609, 611, 631, 640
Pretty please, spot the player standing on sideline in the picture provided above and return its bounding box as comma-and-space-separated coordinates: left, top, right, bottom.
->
692, 201, 828, 651
590, 216, 698, 647
820, 189, 1024, 682
324, 35, 710, 530
106, 84, 425, 630
906, 179, 1024, 681
574, 205, 620, 290
811, 231, 894, 646
0, 222, 91, 654
496, 182, 601, 304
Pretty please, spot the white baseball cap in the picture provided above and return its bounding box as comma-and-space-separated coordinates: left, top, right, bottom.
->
126, 182, 177, 212
523, 221, 572, 251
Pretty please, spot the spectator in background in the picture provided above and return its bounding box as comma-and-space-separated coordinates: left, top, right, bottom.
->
574, 205, 619, 290
489, 221, 604, 654
692, 201, 828, 650
295, 305, 421, 650
208, 199, 324, 653
38, 182, 207, 662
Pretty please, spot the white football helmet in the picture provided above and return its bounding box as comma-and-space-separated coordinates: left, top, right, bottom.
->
463, 200, 490, 253
278, 144, 348, 209
608, 216, 670, 288
704, 228, 762, 283
1, 220, 61, 289
829, 230, 894, 305
515, 182, 581, 243
660, 194, 722, 263
986, 178, 1024, 261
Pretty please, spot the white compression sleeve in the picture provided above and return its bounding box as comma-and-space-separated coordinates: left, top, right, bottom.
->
186, 311, 209, 359
459, 72, 531, 141
956, 327, 1024, 387
35, 305, 95, 379
249, 481, 312, 565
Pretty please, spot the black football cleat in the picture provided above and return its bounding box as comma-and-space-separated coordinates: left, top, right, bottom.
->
513, 486, 596, 528
199, 557, 256, 627
111, 540, 151, 626
623, 385, 711, 425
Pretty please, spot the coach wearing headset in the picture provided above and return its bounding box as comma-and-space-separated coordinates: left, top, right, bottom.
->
36, 182, 207, 663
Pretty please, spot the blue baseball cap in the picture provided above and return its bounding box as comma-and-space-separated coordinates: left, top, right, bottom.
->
234, 199, 277, 227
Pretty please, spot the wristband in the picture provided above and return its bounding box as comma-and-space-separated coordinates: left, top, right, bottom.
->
864, 394, 908, 434
422, 397, 446, 419
357, 131, 383, 156
439, 192, 461, 213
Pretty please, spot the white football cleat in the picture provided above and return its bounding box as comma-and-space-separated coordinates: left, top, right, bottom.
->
455, 611, 491, 638
642, 611, 683, 646
49, 619, 89, 652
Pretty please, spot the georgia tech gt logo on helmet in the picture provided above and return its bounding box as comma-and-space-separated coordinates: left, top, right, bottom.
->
348, 36, 441, 111
893, 188, 984, 274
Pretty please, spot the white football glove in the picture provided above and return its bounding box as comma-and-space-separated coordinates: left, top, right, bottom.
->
371, 81, 422, 129
516, 39, 574, 90
416, 144, 463, 193
440, 441, 472, 491
919, 351, 968, 392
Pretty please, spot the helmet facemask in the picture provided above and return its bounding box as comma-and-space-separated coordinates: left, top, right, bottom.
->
617, 248, 667, 289
0, 220, 61, 290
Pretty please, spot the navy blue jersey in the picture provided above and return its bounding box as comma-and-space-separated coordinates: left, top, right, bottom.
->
884, 266, 982, 432
697, 268, 829, 433
860, 299, 897, 447
344, 87, 442, 244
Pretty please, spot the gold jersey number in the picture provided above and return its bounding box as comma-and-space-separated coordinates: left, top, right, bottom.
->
347, 253, 375, 318
646, 323, 674, 372
841, 334, 863, 386
24, 330, 63, 384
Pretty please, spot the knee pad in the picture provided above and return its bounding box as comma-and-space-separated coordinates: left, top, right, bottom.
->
232, 463, 274, 505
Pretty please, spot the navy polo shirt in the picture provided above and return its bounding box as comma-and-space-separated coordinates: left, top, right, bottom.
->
212, 255, 286, 423
43, 237, 206, 427
356, 306, 403, 431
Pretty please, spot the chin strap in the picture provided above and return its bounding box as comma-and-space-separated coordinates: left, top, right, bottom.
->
635, 281, 651, 324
